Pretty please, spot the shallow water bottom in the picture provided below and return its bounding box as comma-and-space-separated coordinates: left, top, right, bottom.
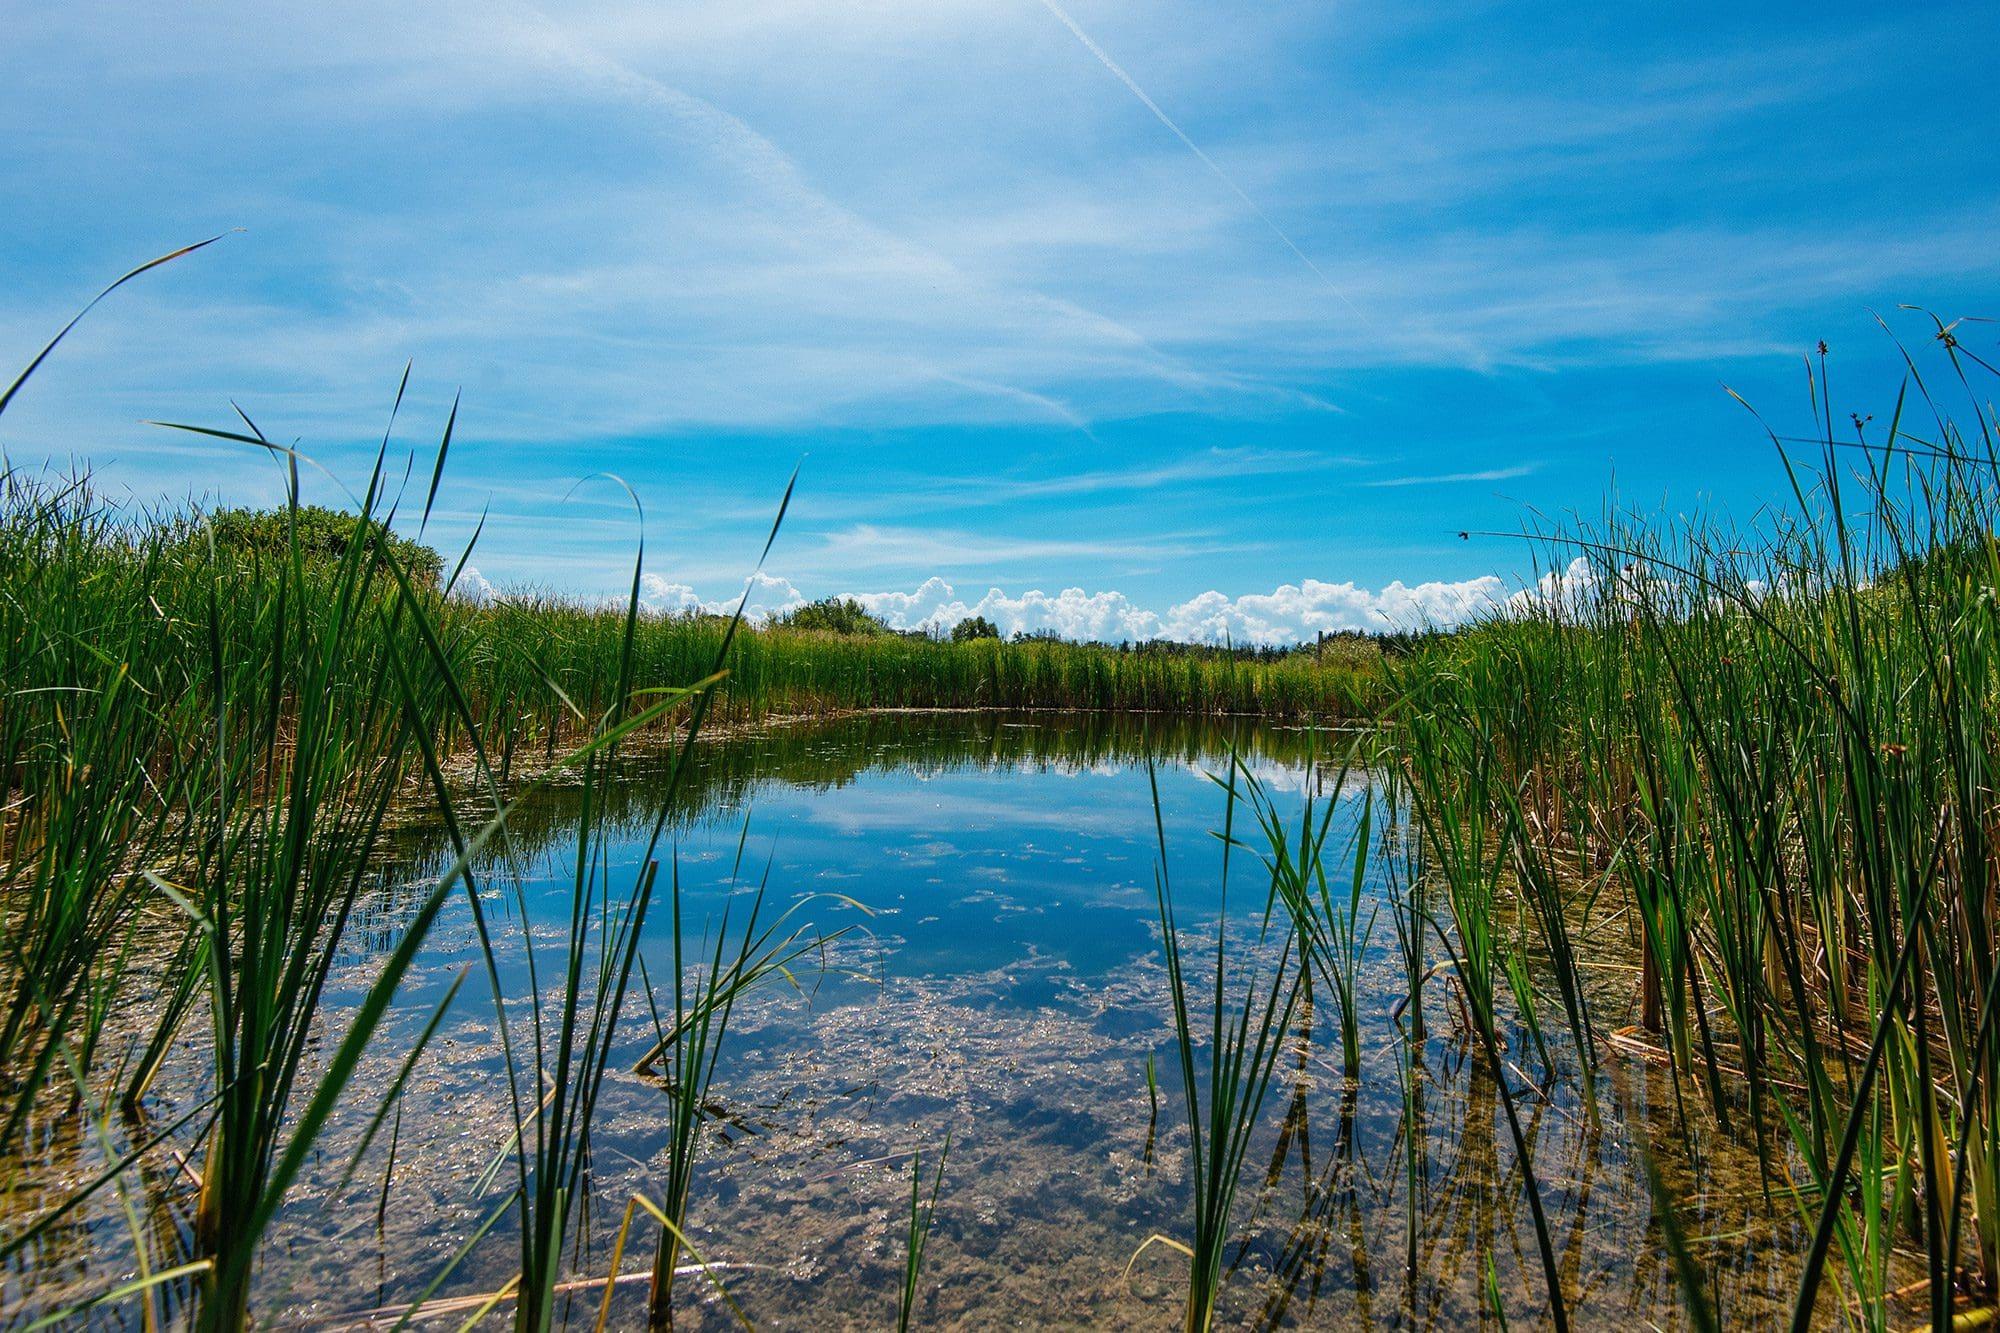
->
7, 712, 1893, 1328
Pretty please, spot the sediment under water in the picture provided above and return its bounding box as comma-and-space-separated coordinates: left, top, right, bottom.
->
10, 711, 1853, 1328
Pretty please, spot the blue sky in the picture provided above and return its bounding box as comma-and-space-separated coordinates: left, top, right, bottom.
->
3, 1, 1995, 641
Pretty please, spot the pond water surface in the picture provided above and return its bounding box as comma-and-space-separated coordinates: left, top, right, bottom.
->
35, 711, 1832, 1328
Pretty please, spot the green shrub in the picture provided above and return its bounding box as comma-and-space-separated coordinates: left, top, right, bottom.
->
185, 504, 444, 587
950, 614, 1000, 642
774, 596, 891, 636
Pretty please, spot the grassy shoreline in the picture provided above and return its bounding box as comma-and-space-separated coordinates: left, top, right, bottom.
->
1370, 332, 2000, 1327
459, 596, 1391, 735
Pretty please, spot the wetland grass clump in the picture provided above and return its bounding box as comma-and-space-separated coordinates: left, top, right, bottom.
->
1397, 666, 1573, 1331
0, 256, 773, 1327
1147, 760, 1304, 1332
168, 451, 476, 1331
0, 470, 206, 1143
430, 485, 790, 1333
896, 1132, 950, 1333
0, 250, 496, 1325
635, 847, 848, 1330
1387, 323, 2000, 1327
0, 441, 501, 1326
1239, 748, 1377, 1079
0, 458, 753, 1327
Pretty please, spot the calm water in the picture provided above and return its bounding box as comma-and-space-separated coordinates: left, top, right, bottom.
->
19, 712, 1828, 1328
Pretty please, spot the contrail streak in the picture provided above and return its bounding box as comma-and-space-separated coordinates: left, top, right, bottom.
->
1034, 0, 1363, 320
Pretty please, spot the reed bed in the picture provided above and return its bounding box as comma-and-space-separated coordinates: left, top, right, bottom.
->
1144, 758, 1304, 1333
464, 597, 1386, 744
1381, 325, 2000, 1328
0, 446, 499, 1327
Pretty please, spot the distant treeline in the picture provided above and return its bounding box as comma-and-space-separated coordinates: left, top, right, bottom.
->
753, 593, 1445, 661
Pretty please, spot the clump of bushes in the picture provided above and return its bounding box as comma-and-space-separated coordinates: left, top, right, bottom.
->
774, 596, 893, 636
951, 615, 1000, 642
177, 503, 445, 587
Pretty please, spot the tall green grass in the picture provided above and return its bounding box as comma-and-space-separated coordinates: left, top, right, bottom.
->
1145, 758, 1304, 1331
635, 847, 842, 1329
0, 443, 491, 1327
171, 446, 476, 1330
0, 249, 460, 1325
0, 472, 205, 1143
1241, 749, 1377, 1078
1386, 323, 2000, 1326
0, 254, 750, 1328
896, 1132, 950, 1333
463, 596, 1387, 742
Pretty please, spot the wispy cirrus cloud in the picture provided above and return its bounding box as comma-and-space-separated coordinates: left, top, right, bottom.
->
683, 446, 1354, 526
809, 523, 1246, 574
1030, 0, 1365, 320
8, 0, 1988, 457
1360, 462, 1542, 488
982, 446, 1351, 499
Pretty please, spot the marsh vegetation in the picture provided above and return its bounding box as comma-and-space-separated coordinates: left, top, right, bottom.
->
2, 273, 1997, 1329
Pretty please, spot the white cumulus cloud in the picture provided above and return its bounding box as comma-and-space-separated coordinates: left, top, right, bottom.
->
448, 564, 498, 605
837, 573, 1512, 644
849, 582, 1165, 641
495, 566, 1518, 642
639, 569, 806, 620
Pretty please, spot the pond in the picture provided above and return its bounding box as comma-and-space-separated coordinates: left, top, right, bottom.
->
22, 711, 1819, 1328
